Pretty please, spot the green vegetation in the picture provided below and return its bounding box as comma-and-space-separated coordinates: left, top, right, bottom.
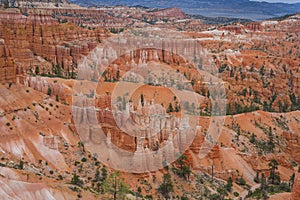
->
18, 159, 24, 170
35, 66, 40, 75
102, 171, 129, 200
58, 175, 63, 180
250, 125, 276, 154
166, 103, 174, 113
158, 173, 174, 199
254, 171, 260, 183
109, 27, 124, 34
71, 173, 84, 187
47, 86, 52, 96
101, 166, 108, 181
226, 102, 259, 115
92, 166, 107, 193
141, 94, 144, 107
249, 160, 292, 199
236, 176, 246, 186
172, 155, 191, 180
268, 159, 280, 185
3, 0, 9, 8
225, 177, 233, 192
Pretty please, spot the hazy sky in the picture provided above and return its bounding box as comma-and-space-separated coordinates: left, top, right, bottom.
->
252, 0, 300, 3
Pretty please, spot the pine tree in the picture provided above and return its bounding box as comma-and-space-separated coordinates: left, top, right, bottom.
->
254, 171, 260, 183
101, 166, 107, 181
102, 171, 129, 200
225, 177, 233, 192
71, 173, 83, 186
140, 94, 144, 107
172, 155, 191, 180
47, 86, 52, 96
19, 159, 24, 169
166, 103, 174, 113
261, 173, 267, 191
268, 159, 279, 184
158, 173, 174, 199
35, 66, 39, 75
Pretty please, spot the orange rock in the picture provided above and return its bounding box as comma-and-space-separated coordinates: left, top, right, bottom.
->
0, 9, 107, 83
0, 39, 15, 84
292, 172, 300, 200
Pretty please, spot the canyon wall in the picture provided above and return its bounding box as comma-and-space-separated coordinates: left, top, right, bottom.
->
0, 39, 15, 84
292, 172, 300, 200
0, 8, 108, 83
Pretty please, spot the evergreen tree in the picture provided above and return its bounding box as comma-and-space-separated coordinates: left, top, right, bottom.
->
174, 101, 180, 112
166, 103, 174, 113
19, 159, 24, 169
101, 166, 107, 181
102, 171, 129, 200
268, 159, 279, 185
250, 133, 256, 144
158, 173, 174, 199
267, 127, 275, 153
261, 173, 267, 191
254, 171, 260, 183
260, 65, 265, 76
35, 66, 39, 75
172, 155, 191, 180
47, 86, 52, 96
290, 173, 295, 189
140, 94, 144, 107
225, 177, 233, 192
71, 173, 83, 187
236, 176, 246, 186
116, 69, 120, 80
94, 167, 101, 182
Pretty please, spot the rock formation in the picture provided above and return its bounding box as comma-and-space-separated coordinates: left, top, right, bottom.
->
292, 172, 300, 200
0, 0, 72, 8
0, 39, 15, 84
142, 7, 186, 20
0, 8, 107, 82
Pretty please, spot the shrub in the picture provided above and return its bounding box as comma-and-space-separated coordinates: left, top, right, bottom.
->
234, 192, 239, 197
158, 173, 174, 199
172, 155, 191, 180
209, 193, 221, 200
19, 159, 24, 170
71, 173, 83, 187
236, 177, 246, 186
47, 87, 52, 96
225, 177, 233, 192
58, 175, 64, 180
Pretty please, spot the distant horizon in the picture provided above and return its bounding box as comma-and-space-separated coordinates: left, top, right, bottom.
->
76, 0, 300, 4
251, 0, 300, 3
69, 0, 300, 21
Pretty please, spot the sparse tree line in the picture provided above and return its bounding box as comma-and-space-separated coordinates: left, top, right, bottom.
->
248, 159, 296, 199
30, 63, 77, 80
